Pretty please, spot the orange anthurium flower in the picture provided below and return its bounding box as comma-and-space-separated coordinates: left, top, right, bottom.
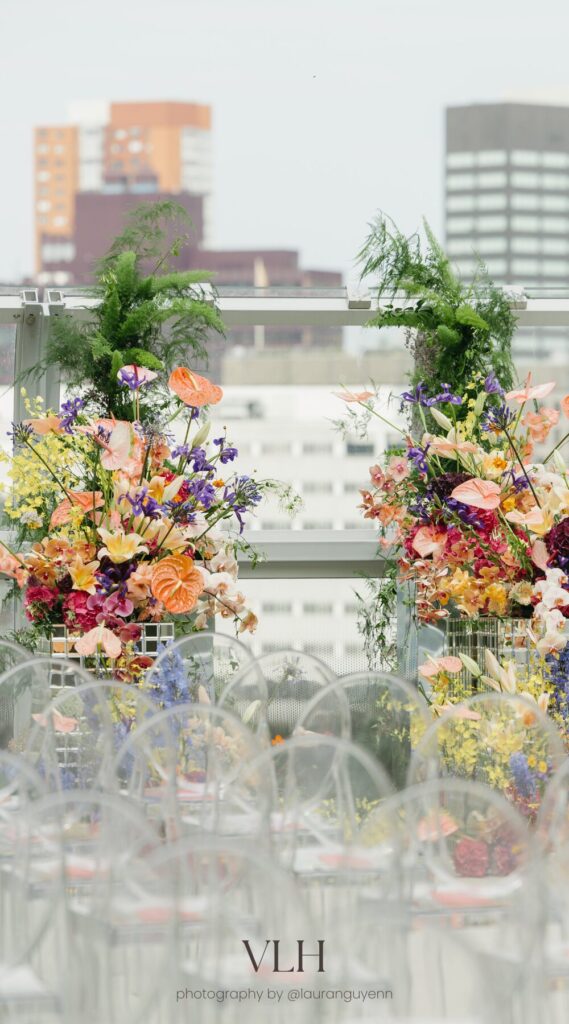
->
24, 415, 63, 435
168, 367, 223, 408
50, 491, 104, 528
418, 656, 463, 678
450, 477, 501, 510
151, 556, 205, 613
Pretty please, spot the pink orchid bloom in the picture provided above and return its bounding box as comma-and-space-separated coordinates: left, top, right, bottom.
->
412, 525, 448, 559
505, 374, 555, 403
32, 709, 78, 733
0, 545, 24, 580
75, 625, 122, 660
333, 389, 374, 403
450, 477, 501, 510
419, 656, 463, 678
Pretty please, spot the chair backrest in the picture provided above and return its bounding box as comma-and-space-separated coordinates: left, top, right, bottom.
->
112, 702, 271, 839
296, 670, 429, 787
408, 692, 566, 820
144, 630, 254, 704
230, 650, 337, 740
24, 680, 160, 791
0, 656, 94, 752
217, 668, 270, 741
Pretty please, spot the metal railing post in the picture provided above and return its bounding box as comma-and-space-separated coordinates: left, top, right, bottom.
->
13, 294, 59, 424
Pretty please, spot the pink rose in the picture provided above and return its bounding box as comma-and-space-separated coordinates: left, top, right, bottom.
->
453, 837, 489, 878
63, 591, 98, 631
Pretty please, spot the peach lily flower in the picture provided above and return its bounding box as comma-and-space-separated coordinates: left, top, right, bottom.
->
68, 555, 100, 594
75, 626, 122, 660
450, 477, 501, 510
505, 374, 555, 403
50, 491, 104, 528
24, 414, 63, 435
412, 525, 448, 559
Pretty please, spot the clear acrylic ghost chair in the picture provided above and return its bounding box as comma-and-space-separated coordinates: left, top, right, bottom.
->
112, 703, 271, 840
0, 656, 94, 755
144, 630, 254, 704
217, 668, 270, 742
360, 778, 540, 1019
408, 692, 566, 820
297, 671, 430, 787
131, 834, 314, 1024
23, 681, 160, 792
534, 759, 569, 1016
231, 650, 337, 741
0, 637, 30, 675
14, 788, 161, 1024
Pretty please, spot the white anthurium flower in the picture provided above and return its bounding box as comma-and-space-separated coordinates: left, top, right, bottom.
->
430, 408, 453, 432
484, 649, 503, 684
191, 420, 211, 449
473, 391, 487, 417
480, 674, 504, 693
552, 449, 567, 474
242, 700, 262, 725
501, 660, 517, 695
459, 653, 483, 677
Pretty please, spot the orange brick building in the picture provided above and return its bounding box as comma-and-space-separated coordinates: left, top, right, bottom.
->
34, 101, 213, 276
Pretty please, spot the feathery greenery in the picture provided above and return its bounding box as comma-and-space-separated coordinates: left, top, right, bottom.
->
358, 214, 517, 399
44, 201, 224, 419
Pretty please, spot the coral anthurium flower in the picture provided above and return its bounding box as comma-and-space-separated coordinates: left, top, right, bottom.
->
168, 367, 223, 407
561, 395, 569, 419
68, 555, 100, 594
151, 555, 205, 613
50, 491, 104, 528
418, 656, 463, 678
505, 374, 555, 403
450, 477, 501, 510
75, 625, 122, 660
97, 528, 148, 564
24, 415, 63, 435
32, 709, 79, 733
333, 389, 374, 403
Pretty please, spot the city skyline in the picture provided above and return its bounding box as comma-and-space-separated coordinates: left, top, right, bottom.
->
2, 0, 569, 282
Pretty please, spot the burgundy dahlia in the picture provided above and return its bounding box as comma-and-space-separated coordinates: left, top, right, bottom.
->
453, 837, 489, 878
545, 518, 569, 571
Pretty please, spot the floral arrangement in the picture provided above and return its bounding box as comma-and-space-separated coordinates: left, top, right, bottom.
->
0, 365, 273, 679
340, 372, 569, 657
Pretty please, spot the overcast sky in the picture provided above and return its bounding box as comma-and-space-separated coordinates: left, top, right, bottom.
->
1, 0, 569, 282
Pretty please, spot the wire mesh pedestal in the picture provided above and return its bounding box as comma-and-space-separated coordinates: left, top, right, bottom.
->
37, 622, 175, 680
444, 617, 533, 695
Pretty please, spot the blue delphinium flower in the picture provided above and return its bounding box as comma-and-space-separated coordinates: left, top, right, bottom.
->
407, 444, 430, 475
148, 643, 192, 708
510, 752, 536, 800
59, 397, 85, 433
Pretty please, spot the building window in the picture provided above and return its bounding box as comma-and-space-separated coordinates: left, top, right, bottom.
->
343, 521, 370, 529
477, 150, 507, 166
262, 602, 293, 614
346, 442, 374, 456
303, 481, 333, 494
41, 241, 75, 263
303, 521, 333, 530
542, 238, 568, 256
447, 152, 476, 169
447, 216, 475, 234
446, 240, 472, 256
543, 151, 569, 169
511, 150, 540, 166
343, 482, 360, 493
511, 258, 541, 276
477, 193, 507, 210
303, 643, 334, 658
511, 171, 541, 188
302, 443, 333, 455
543, 172, 569, 189
512, 237, 538, 254
511, 214, 540, 232
344, 603, 359, 615
543, 259, 569, 276
262, 442, 291, 455
484, 258, 508, 276
476, 214, 508, 232
543, 216, 569, 233
260, 521, 287, 530
543, 195, 569, 212
447, 172, 476, 191
446, 195, 476, 212
511, 193, 540, 210
476, 236, 507, 254
36, 200, 51, 212
477, 171, 507, 188
303, 603, 334, 615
